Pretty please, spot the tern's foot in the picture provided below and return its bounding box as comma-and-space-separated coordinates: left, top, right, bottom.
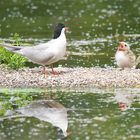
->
41, 66, 49, 76
41, 70, 48, 75
52, 71, 60, 75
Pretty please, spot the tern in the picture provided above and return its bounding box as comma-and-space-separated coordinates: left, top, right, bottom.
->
0, 23, 68, 75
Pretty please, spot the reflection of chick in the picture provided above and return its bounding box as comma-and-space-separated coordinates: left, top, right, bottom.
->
114, 92, 133, 111
115, 41, 136, 69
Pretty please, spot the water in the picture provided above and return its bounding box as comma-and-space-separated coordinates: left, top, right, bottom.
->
0, 88, 140, 140
0, 0, 140, 67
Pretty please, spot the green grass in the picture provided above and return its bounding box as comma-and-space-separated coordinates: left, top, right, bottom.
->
0, 33, 27, 69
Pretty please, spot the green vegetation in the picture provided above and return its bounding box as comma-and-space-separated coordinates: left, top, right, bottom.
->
0, 88, 46, 116
0, 33, 27, 69
0, 90, 33, 116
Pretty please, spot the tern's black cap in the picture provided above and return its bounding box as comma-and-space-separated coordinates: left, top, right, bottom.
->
53, 23, 65, 39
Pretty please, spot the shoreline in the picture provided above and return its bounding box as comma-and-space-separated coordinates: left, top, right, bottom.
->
0, 67, 140, 88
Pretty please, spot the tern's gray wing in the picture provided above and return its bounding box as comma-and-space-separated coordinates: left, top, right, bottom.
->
0, 39, 55, 53
21, 47, 55, 65
34, 39, 55, 50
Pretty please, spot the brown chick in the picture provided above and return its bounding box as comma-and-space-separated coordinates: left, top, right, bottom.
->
115, 41, 136, 69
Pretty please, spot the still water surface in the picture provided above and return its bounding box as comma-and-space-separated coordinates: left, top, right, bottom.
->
0, 88, 140, 140
0, 0, 140, 67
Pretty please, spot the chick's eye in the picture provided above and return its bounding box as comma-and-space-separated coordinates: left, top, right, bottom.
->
125, 44, 127, 47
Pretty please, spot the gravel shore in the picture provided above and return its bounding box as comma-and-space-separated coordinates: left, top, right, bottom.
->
0, 66, 140, 88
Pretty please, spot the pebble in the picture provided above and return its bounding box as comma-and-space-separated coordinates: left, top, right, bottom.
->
0, 66, 140, 88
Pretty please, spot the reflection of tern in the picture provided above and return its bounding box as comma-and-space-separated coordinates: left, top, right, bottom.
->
17, 100, 68, 137
0, 23, 68, 75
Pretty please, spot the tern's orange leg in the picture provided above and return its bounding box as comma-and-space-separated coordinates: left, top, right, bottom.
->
41, 66, 48, 76
51, 64, 59, 75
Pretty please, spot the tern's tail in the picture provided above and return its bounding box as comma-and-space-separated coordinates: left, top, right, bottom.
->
0, 43, 22, 52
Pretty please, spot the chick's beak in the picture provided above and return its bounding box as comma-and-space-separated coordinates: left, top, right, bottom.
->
118, 42, 124, 49
119, 42, 123, 47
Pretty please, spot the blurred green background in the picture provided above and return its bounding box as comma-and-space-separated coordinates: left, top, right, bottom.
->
0, 0, 140, 68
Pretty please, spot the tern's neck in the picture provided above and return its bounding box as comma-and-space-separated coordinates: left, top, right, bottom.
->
58, 31, 66, 41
